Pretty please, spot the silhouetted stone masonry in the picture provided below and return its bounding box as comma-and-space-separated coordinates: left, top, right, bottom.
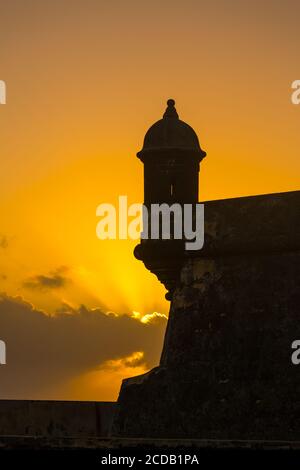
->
134, 99, 206, 300
0, 400, 115, 438
113, 101, 300, 440
113, 190, 300, 440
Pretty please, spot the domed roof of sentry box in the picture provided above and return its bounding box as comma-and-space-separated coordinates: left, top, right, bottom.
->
137, 99, 206, 159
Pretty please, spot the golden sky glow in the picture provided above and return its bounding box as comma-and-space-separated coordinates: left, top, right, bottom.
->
0, 0, 299, 400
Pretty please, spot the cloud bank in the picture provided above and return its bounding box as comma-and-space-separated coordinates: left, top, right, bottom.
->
0, 293, 167, 400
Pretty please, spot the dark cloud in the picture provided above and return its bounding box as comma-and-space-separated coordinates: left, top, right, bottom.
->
23, 266, 69, 290
0, 293, 167, 399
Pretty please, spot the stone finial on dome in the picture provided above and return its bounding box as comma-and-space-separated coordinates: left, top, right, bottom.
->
137, 98, 206, 159
163, 99, 179, 119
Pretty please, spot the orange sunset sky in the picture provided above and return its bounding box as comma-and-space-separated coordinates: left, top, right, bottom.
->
0, 0, 299, 400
